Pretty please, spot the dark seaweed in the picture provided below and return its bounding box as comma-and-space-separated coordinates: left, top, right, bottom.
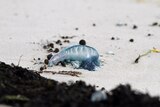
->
0, 62, 160, 107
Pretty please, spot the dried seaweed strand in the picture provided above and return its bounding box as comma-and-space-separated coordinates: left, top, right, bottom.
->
134, 48, 160, 63
36, 70, 82, 77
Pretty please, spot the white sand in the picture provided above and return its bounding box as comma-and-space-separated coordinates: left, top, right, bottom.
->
0, 0, 160, 96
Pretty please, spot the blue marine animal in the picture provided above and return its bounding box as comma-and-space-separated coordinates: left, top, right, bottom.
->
49, 45, 100, 71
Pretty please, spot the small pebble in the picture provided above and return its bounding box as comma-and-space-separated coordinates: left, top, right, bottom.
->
44, 59, 49, 64
111, 37, 115, 40
92, 23, 96, 27
38, 58, 41, 60
48, 43, 54, 48
129, 39, 134, 42
56, 40, 61, 44
147, 33, 152, 36
54, 48, 59, 53
152, 22, 158, 26
43, 45, 47, 49
61, 36, 65, 39
79, 39, 86, 45
133, 25, 137, 29
75, 28, 79, 30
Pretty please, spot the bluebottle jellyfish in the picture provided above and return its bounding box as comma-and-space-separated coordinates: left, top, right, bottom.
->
49, 45, 100, 71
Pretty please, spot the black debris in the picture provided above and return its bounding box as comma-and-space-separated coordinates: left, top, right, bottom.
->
40, 67, 44, 71
129, 39, 134, 42
56, 40, 61, 44
111, 37, 115, 40
75, 28, 79, 30
61, 36, 66, 39
63, 40, 70, 43
152, 22, 158, 26
47, 54, 53, 60
43, 43, 54, 50
92, 23, 96, 27
61, 36, 76, 39
54, 48, 59, 53
47, 43, 54, 48
65, 36, 69, 39
43, 45, 47, 49
133, 25, 138, 29
79, 39, 86, 45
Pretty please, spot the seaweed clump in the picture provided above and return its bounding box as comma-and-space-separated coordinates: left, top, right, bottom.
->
0, 62, 160, 107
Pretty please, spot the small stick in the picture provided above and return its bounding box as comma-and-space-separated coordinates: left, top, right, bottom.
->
134, 55, 141, 63
17, 55, 23, 66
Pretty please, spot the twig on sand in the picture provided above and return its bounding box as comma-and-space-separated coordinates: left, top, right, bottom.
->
17, 55, 23, 66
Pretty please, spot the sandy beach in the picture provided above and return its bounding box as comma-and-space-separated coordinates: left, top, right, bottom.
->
0, 0, 160, 96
